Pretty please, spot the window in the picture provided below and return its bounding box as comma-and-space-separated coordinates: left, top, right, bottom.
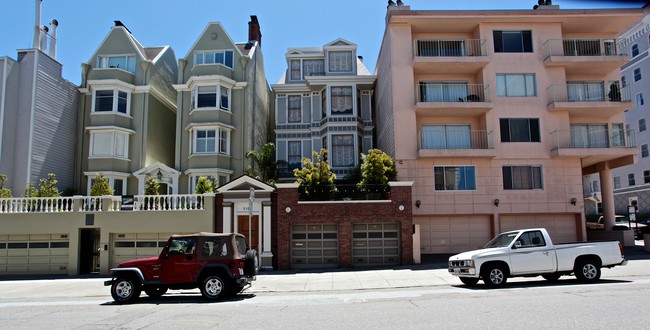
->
290, 60, 301, 80
289, 59, 325, 81
97, 55, 136, 73
192, 85, 230, 111
328, 51, 353, 72
591, 180, 600, 193
192, 128, 230, 155
496, 74, 536, 97
629, 173, 636, 186
422, 125, 471, 149
622, 76, 627, 86
493, 30, 533, 53
331, 134, 355, 167
288, 95, 301, 123
635, 68, 642, 82
515, 230, 546, 248
93, 90, 129, 114
434, 166, 476, 190
637, 93, 645, 107
500, 118, 540, 142
288, 141, 302, 170
194, 50, 234, 68
614, 176, 621, 189
645, 170, 650, 184
570, 124, 609, 148
86, 174, 127, 195
330, 86, 353, 115
642, 144, 649, 158
89, 130, 129, 158
502, 166, 543, 190
632, 44, 639, 57
113, 179, 124, 195
168, 238, 196, 256
640, 118, 646, 132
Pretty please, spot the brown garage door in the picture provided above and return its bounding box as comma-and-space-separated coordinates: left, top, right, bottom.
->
416, 216, 492, 254
500, 214, 577, 243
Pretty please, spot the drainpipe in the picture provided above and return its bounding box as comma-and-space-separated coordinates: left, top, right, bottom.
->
139, 60, 151, 193
175, 59, 187, 171
75, 63, 91, 193
240, 56, 249, 175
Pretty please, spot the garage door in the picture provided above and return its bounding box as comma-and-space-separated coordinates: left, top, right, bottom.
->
352, 223, 400, 266
500, 215, 577, 243
0, 234, 69, 275
111, 233, 179, 268
291, 224, 338, 269
416, 216, 492, 254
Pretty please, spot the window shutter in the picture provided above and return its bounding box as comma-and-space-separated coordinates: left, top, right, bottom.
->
530, 119, 540, 142
493, 31, 503, 53
500, 119, 510, 142
523, 31, 533, 52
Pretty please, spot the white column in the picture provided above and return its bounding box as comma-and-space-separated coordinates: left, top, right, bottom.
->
222, 205, 232, 233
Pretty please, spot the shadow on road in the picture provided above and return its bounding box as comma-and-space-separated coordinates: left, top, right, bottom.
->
100, 292, 256, 306
452, 278, 632, 290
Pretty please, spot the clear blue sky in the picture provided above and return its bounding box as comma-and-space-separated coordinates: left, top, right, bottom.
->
0, 0, 644, 86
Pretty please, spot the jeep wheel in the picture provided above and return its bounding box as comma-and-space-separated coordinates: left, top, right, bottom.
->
482, 265, 508, 288
575, 259, 601, 283
244, 249, 258, 277
144, 286, 168, 299
200, 275, 228, 301
111, 277, 141, 304
459, 277, 479, 286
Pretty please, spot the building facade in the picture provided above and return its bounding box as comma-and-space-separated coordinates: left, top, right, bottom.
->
77, 22, 178, 195
173, 16, 271, 193
375, 3, 642, 255
272, 39, 376, 181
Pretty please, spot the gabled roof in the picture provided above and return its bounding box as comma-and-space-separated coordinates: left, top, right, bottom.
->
182, 22, 245, 60
324, 38, 357, 48
86, 26, 170, 65
133, 162, 179, 176
217, 175, 274, 194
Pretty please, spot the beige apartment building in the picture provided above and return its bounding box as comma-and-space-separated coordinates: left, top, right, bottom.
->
375, 3, 643, 255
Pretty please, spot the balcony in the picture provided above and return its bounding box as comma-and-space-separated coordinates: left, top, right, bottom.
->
418, 129, 496, 158
550, 129, 637, 169
413, 39, 488, 74
416, 83, 492, 117
542, 39, 628, 75
546, 82, 631, 117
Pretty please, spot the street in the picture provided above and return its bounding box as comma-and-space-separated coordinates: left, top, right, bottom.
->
1, 260, 650, 329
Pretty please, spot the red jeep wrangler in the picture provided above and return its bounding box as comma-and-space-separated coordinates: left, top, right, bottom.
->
104, 232, 258, 303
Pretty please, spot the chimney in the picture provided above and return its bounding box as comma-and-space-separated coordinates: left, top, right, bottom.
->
248, 15, 262, 47
33, 0, 42, 49
49, 19, 58, 59
357, 55, 364, 62
39, 25, 48, 52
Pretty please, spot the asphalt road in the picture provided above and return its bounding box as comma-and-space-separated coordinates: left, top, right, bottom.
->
1, 263, 650, 329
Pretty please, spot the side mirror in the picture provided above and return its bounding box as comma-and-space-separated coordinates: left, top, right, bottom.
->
513, 241, 522, 249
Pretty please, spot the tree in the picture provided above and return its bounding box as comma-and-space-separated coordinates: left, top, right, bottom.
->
36, 173, 61, 197
247, 142, 283, 185
358, 149, 397, 189
0, 173, 12, 198
293, 149, 336, 200
23, 182, 38, 197
144, 178, 160, 195
90, 173, 113, 196
195, 176, 214, 194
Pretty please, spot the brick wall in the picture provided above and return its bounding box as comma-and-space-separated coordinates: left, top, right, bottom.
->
273, 183, 413, 270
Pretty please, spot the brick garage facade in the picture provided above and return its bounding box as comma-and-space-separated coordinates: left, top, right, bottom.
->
273, 182, 414, 270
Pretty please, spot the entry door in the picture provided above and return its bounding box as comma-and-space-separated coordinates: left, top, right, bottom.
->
238, 215, 259, 252
79, 229, 100, 274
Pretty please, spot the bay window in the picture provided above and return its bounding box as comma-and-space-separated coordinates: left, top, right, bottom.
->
328, 51, 353, 72
93, 89, 130, 114
330, 86, 353, 115
191, 127, 230, 155
97, 55, 136, 73
194, 50, 234, 69
192, 85, 230, 111
89, 129, 130, 159
331, 134, 355, 167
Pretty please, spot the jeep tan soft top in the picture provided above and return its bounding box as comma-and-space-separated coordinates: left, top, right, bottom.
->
167, 232, 249, 261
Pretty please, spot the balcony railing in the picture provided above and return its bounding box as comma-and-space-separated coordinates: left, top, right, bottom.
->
547, 82, 630, 104
419, 129, 494, 150
550, 129, 636, 150
0, 197, 74, 213
543, 39, 624, 58
418, 83, 490, 103
415, 39, 486, 57
299, 184, 389, 201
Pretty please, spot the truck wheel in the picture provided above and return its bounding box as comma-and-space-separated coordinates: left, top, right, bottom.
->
575, 259, 601, 282
244, 249, 258, 277
542, 273, 561, 282
482, 265, 507, 288
200, 275, 228, 301
111, 277, 141, 304
459, 277, 479, 286
144, 286, 168, 299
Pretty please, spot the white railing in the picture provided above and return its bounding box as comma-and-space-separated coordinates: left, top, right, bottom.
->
415, 39, 486, 57
547, 81, 630, 104
418, 83, 490, 103
550, 129, 636, 150
543, 39, 623, 58
131, 194, 205, 211
419, 129, 494, 150
0, 196, 74, 213
82, 197, 103, 212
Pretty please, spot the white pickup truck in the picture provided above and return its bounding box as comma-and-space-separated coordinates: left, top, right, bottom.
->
448, 228, 627, 287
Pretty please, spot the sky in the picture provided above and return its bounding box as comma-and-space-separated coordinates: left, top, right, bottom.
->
0, 0, 646, 86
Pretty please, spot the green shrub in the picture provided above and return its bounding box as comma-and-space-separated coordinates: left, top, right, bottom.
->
90, 173, 113, 196
294, 149, 336, 199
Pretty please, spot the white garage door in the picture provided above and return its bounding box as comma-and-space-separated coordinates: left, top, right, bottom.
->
352, 223, 400, 266
111, 233, 179, 268
291, 224, 338, 269
500, 214, 577, 243
0, 234, 69, 275
416, 216, 492, 254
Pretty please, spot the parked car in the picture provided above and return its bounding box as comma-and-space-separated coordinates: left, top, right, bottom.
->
104, 232, 258, 304
586, 215, 629, 230
448, 228, 627, 287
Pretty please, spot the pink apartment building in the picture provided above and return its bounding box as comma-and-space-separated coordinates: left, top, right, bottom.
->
375, 3, 643, 256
